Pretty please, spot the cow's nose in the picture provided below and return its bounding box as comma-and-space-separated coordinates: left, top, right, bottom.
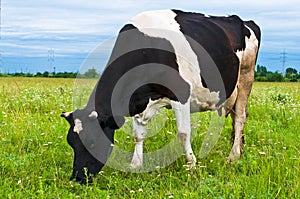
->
70, 168, 93, 184
76, 176, 93, 184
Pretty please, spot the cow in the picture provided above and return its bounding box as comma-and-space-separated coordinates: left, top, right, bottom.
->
61, 9, 261, 184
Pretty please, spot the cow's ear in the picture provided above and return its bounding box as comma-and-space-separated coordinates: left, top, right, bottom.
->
106, 116, 125, 129
88, 111, 98, 120
60, 112, 73, 124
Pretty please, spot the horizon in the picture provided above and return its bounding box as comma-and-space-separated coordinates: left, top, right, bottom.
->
1, 1, 300, 74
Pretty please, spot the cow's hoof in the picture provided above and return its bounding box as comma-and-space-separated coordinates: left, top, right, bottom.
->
185, 153, 197, 169
227, 148, 242, 163
130, 159, 143, 168
226, 157, 234, 164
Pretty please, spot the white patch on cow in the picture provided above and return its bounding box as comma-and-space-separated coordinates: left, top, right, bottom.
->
235, 50, 244, 64
62, 112, 72, 118
204, 14, 210, 18
190, 88, 220, 112
129, 10, 202, 85
74, 119, 83, 134
136, 98, 170, 124
244, 25, 259, 51
88, 111, 98, 119
235, 25, 259, 64
129, 10, 201, 86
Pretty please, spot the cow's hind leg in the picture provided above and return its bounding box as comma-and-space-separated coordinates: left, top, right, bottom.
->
228, 25, 259, 163
228, 90, 247, 162
171, 100, 196, 167
228, 68, 254, 163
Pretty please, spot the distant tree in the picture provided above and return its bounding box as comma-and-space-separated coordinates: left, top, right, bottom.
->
0, 73, 9, 77
35, 72, 42, 77
54, 72, 78, 78
42, 71, 49, 77
25, 73, 33, 77
267, 72, 284, 82
84, 68, 99, 78
285, 67, 298, 81
256, 65, 260, 72
255, 76, 268, 82
285, 67, 298, 75
255, 65, 268, 77
259, 65, 267, 76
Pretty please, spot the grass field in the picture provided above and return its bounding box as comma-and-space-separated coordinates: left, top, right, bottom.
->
0, 77, 299, 198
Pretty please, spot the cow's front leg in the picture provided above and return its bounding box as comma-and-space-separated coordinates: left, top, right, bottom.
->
130, 98, 170, 168
130, 115, 146, 168
171, 100, 196, 167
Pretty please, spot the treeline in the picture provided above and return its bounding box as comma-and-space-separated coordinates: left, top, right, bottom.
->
0, 69, 99, 79
0, 66, 299, 82
0, 71, 78, 78
255, 65, 299, 82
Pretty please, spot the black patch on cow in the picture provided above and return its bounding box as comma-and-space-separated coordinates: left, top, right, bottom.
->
129, 83, 177, 115
172, 9, 245, 104
94, 24, 190, 121
244, 20, 261, 46
119, 23, 137, 32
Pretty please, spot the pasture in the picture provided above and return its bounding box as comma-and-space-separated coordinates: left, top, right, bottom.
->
0, 77, 299, 198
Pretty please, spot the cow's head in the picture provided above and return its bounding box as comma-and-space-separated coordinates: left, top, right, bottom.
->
61, 109, 124, 184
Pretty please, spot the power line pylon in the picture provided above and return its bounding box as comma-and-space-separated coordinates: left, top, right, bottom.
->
280, 49, 287, 77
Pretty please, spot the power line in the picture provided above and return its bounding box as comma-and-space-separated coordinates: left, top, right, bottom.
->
48, 49, 55, 75
280, 49, 287, 76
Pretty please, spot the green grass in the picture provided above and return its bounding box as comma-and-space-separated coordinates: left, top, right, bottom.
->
0, 78, 299, 198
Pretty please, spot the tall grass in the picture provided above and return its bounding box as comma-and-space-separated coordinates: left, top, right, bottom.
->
0, 78, 299, 198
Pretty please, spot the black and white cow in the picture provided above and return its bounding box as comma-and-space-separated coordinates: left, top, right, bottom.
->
61, 9, 260, 183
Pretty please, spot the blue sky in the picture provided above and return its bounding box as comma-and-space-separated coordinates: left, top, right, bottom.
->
1, 0, 300, 73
